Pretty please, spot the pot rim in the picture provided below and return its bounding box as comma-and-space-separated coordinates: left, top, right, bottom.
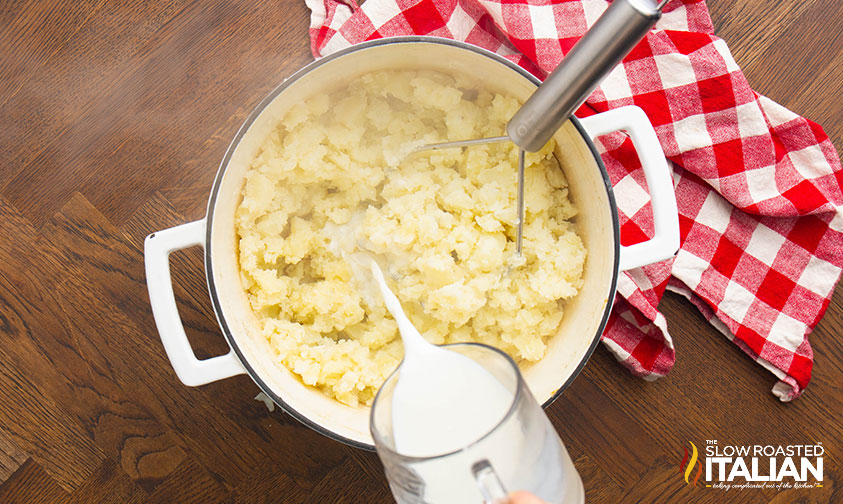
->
204, 35, 620, 451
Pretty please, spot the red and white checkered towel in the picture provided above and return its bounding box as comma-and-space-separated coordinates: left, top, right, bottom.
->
306, 0, 843, 401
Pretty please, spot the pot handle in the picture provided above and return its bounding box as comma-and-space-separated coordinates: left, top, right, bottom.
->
144, 219, 247, 386
578, 105, 680, 271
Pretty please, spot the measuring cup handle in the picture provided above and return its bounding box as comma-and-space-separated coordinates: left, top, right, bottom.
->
472, 460, 511, 504
507, 0, 662, 152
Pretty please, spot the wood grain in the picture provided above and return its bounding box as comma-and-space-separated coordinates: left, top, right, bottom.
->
0, 1, 841, 503
0, 459, 69, 504
0, 434, 27, 484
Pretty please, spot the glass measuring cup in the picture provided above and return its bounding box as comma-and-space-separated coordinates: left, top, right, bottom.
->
370, 343, 584, 504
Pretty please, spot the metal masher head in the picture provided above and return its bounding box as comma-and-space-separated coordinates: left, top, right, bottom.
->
412, 0, 665, 255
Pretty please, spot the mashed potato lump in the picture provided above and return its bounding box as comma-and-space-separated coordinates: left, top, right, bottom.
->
235, 70, 586, 407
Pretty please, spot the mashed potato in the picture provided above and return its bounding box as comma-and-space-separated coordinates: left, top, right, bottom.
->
235, 70, 586, 407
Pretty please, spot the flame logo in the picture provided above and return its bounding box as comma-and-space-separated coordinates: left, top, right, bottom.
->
679, 441, 702, 486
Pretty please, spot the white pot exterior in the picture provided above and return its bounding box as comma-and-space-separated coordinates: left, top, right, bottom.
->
145, 37, 678, 449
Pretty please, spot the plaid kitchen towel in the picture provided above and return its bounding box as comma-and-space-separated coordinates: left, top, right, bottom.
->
306, 0, 843, 401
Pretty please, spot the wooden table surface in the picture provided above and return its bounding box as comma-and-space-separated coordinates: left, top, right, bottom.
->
1, 1, 841, 503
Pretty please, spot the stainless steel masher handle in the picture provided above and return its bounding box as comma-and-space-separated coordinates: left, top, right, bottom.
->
507, 0, 664, 152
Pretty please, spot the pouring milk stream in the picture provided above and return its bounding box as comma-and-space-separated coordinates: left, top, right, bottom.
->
367, 259, 513, 457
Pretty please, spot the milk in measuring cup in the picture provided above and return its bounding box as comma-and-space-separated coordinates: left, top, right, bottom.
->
390, 344, 513, 457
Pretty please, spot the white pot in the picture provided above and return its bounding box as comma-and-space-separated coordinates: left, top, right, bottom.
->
144, 37, 679, 449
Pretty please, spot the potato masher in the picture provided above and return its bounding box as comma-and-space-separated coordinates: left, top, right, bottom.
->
417, 0, 669, 254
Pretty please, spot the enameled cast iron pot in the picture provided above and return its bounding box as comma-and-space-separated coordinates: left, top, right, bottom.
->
144, 37, 679, 450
